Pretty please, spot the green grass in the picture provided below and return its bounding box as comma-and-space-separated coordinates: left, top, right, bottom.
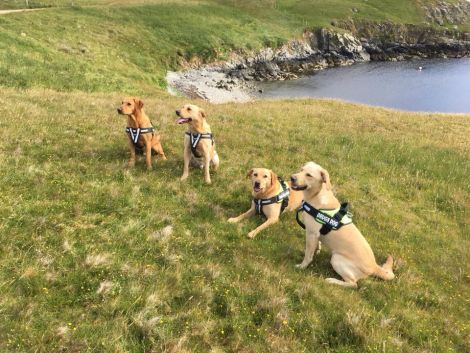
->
0, 1, 470, 352
0, 0, 459, 94
0, 90, 469, 352
0, 0, 165, 9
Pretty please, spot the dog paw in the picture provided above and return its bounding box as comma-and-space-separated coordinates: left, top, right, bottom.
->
228, 218, 238, 223
295, 263, 308, 270
205, 179, 212, 185
180, 175, 188, 181
247, 231, 257, 238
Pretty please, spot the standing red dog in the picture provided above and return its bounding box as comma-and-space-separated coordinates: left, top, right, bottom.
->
117, 97, 166, 170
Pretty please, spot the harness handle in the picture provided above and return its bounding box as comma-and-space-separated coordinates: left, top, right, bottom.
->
296, 208, 306, 229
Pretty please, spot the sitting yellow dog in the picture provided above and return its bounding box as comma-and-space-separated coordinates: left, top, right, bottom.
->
291, 162, 394, 288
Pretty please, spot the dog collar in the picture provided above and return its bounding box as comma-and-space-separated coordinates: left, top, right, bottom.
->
126, 127, 154, 145
296, 201, 352, 235
253, 177, 290, 217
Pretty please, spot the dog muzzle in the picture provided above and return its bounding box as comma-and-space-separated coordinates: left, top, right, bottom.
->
291, 184, 307, 191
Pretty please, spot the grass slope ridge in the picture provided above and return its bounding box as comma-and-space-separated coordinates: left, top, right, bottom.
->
0, 90, 469, 352
0, 0, 462, 94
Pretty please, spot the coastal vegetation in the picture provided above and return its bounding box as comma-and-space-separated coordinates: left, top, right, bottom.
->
1, 1, 468, 93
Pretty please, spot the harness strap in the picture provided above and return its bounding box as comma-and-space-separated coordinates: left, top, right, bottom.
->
254, 177, 290, 217
185, 132, 214, 157
126, 127, 154, 145
296, 208, 306, 229
296, 201, 352, 235
279, 180, 290, 214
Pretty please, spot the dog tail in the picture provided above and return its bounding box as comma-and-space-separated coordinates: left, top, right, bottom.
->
373, 255, 395, 281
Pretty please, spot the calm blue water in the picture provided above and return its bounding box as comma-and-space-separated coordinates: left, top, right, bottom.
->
256, 58, 470, 113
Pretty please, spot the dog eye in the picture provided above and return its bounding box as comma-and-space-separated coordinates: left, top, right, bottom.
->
306, 173, 312, 177
263, 175, 268, 178
253, 173, 258, 177
127, 103, 131, 106
187, 107, 191, 111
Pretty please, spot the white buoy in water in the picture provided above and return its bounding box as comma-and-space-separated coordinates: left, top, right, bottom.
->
418, 66, 423, 71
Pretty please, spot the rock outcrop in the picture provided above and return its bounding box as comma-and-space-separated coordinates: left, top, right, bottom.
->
167, 15, 470, 103
423, 0, 470, 26
338, 20, 470, 61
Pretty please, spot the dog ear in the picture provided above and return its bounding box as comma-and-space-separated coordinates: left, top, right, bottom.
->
133, 98, 144, 110
246, 169, 254, 178
270, 170, 278, 186
199, 109, 206, 118
320, 169, 332, 190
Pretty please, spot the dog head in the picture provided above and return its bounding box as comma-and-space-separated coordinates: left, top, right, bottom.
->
246, 168, 278, 195
117, 97, 144, 116
175, 104, 205, 126
290, 162, 331, 192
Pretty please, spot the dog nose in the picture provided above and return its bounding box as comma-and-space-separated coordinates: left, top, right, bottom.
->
290, 175, 297, 184
175, 110, 180, 116
117, 108, 122, 113
254, 182, 260, 187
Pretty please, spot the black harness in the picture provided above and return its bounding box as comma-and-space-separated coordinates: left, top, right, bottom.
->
126, 127, 154, 145
253, 177, 290, 217
296, 201, 351, 235
186, 132, 214, 158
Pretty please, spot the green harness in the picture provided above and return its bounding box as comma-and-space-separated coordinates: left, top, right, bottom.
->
296, 201, 353, 235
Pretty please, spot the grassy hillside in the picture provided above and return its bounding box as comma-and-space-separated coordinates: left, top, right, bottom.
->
0, 89, 469, 352
0, 0, 438, 94
0, 0, 163, 9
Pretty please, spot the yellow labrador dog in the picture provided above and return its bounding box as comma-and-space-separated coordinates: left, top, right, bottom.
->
117, 97, 166, 170
175, 104, 219, 184
228, 168, 302, 238
290, 162, 394, 288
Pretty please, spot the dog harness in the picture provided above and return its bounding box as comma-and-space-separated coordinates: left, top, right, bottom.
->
186, 132, 214, 158
296, 201, 353, 235
126, 127, 154, 145
253, 177, 290, 217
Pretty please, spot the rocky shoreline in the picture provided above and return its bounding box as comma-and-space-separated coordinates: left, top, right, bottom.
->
167, 19, 470, 103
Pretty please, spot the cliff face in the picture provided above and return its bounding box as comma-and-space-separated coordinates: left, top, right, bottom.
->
422, 0, 470, 26
167, 2, 470, 102
224, 22, 470, 82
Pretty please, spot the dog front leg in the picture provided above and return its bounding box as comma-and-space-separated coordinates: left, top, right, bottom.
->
228, 205, 255, 223
145, 141, 153, 170
128, 139, 136, 168
181, 145, 191, 181
247, 217, 278, 238
203, 150, 211, 184
296, 231, 320, 269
